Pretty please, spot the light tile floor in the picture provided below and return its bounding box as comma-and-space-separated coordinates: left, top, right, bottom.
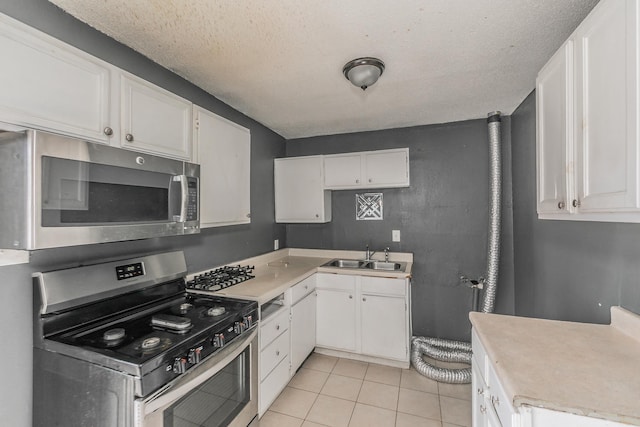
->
259, 353, 472, 427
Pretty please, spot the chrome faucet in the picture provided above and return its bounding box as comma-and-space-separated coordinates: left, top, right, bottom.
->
365, 245, 376, 261
384, 247, 390, 262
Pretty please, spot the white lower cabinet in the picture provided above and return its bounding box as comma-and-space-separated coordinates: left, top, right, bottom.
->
360, 276, 408, 361
315, 276, 357, 351
315, 273, 410, 365
289, 276, 317, 373
471, 330, 520, 427
472, 329, 628, 427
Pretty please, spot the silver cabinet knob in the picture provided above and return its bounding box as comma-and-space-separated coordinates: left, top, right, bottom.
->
491, 396, 500, 406
572, 199, 580, 208
355, 179, 360, 183
477, 388, 484, 395
276, 350, 280, 356
368, 178, 372, 183
276, 324, 280, 330
125, 133, 134, 142
246, 213, 251, 218
348, 295, 353, 299
480, 404, 487, 414
103, 127, 113, 136
557, 201, 565, 210
362, 297, 367, 302
315, 214, 319, 218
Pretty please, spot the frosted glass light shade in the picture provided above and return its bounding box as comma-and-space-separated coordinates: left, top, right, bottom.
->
343, 57, 385, 90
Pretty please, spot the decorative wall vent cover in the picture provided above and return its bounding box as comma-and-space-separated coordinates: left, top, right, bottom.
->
356, 193, 383, 220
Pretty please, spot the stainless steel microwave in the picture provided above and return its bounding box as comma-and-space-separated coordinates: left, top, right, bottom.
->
0, 129, 199, 249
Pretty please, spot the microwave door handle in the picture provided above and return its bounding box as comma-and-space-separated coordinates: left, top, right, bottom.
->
172, 175, 189, 222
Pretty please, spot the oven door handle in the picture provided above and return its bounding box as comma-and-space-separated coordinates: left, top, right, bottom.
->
137, 328, 257, 415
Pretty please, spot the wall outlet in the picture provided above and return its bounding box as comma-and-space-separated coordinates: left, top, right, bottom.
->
274, 239, 279, 250
392, 230, 401, 242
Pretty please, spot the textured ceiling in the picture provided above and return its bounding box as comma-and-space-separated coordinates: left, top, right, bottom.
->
48, 0, 598, 139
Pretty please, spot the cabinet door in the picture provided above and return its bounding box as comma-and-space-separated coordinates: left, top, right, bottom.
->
275, 156, 331, 223
575, 0, 640, 212
364, 149, 410, 188
316, 288, 356, 351
194, 107, 251, 227
290, 292, 316, 373
536, 41, 573, 215
120, 73, 192, 160
323, 153, 362, 188
360, 294, 407, 360
0, 15, 113, 144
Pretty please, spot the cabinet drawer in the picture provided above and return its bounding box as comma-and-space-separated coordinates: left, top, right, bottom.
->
291, 275, 316, 304
316, 273, 356, 291
259, 354, 290, 416
361, 276, 406, 296
260, 307, 289, 350
260, 329, 290, 381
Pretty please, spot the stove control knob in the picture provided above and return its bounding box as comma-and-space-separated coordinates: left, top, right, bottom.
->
234, 320, 246, 334
188, 347, 202, 364
213, 333, 225, 348
173, 357, 187, 374
245, 315, 253, 329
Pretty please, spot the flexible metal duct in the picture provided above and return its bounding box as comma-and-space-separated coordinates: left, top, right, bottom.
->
481, 112, 502, 313
411, 112, 502, 384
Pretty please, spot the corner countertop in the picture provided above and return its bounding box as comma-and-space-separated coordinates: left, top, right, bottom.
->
187, 248, 413, 306
469, 307, 640, 425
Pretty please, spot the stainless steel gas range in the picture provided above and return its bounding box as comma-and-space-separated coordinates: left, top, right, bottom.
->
33, 251, 258, 427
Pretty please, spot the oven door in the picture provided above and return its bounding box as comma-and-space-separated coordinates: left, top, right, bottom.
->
135, 329, 258, 427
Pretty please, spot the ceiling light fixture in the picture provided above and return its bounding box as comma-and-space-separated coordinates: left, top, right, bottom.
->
342, 57, 385, 90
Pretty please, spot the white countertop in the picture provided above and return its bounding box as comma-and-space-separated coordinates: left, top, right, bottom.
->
188, 248, 413, 305
470, 307, 640, 425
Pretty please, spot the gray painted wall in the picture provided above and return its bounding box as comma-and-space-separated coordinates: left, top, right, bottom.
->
285, 118, 515, 342
511, 91, 640, 322
0, 1, 285, 426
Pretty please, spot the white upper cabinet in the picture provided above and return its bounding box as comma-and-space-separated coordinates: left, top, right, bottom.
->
274, 156, 332, 223
120, 73, 192, 160
0, 14, 114, 144
574, 0, 638, 213
536, 41, 573, 215
537, 0, 640, 221
0, 14, 201, 160
194, 106, 251, 227
323, 148, 410, 190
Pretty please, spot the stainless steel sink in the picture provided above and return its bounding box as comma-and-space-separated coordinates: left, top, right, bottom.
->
322, 259, 404, 272
364, 261, 403, 271
324, 259, 368, 269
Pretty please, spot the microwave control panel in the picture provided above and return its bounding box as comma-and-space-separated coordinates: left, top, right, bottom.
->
186, 178, 198, 221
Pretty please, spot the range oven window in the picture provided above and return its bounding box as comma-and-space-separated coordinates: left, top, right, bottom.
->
41, 156, 174, 226
163, 348, 250, 427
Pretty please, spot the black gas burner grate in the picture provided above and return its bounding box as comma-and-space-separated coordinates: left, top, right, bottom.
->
186, 265, 255, 291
